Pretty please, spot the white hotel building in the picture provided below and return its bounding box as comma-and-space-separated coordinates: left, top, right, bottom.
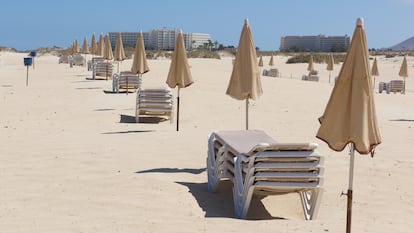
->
280, 34, 350, 52
108, 29, 212, 51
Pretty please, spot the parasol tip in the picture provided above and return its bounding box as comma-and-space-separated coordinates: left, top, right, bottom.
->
244, 18, 249, 25
356, 18, 364, 27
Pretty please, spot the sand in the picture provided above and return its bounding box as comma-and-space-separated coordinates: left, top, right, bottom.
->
0, 51, 413, 233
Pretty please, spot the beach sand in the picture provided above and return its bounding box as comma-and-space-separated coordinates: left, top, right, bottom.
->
0, 51, 413, 233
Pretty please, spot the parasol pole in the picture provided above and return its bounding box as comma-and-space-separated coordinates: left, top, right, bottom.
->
126, 75, 129, 95
346, 143, 355, 233
176, 87, 180, 131
329, 71, 331, 83
245, 99, 249, 130
404, 77, 406, 94
106, 60, 109, 81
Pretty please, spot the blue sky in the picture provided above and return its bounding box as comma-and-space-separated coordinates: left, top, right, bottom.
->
1, 0, 413, 51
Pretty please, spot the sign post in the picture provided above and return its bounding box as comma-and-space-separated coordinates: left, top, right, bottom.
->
24, 57, 33, 86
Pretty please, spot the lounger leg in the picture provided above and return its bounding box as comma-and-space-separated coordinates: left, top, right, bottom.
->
207, 133, 228, 192
299, 189, 322, 220
233, 155, 253, 219
135, 108, 140, 123
207, 133, 217, 192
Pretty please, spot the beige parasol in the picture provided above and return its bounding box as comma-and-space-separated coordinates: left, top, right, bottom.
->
307, 55, 315, 73
81, 37, 89, 68
316, 18, 381, 233
399, 55, 408, 94
131, 31, 150, 75
269, 54, 274, 67
327, 53, 334, 83
103, 34, 113, 80
114, 32, 126, 73
166, 31, 194, 131
96, 34, 104, 57
90, 33, 97, 56
81, 37, 89, 55
103, 34, 113, 61
371, 57, 379, 89
258, 55, 263, 76
226, 19, 262, 130
72, 39, 79, 55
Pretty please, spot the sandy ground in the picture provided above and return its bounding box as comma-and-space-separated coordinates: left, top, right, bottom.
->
0, 51, 413, 233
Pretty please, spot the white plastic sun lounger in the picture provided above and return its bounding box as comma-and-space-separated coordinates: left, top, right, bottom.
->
207, 130, 324, 220
112, 71, 142, 93
136, 87, 174, 123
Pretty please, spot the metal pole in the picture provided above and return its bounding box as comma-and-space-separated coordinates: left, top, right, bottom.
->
346, 143, 355, 233
176, 87, 180, 131
26, 66, 29, 86
106, 60, 109, 81
404, 77, 406, 94
126, 76, 129, 95
245, 99, 249, 130
329, 71, 331, 83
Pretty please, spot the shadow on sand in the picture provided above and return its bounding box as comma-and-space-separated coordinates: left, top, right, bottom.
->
389, 119, 414, 122
120, 114, 167, 124
101, 130, 154, 134
136, 167, 206, 175
176, 181, 281, 220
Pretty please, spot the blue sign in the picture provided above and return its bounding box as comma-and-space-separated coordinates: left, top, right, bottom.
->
30, 51, 37, 57
24, 57, 33, 66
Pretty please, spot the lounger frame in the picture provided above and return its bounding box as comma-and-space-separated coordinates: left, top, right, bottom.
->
207, 130, 324, 220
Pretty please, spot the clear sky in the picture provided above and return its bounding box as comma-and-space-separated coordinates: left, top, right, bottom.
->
1, 0, 413, 51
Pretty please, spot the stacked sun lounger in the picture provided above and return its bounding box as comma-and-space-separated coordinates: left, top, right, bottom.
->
262, 68, 279, 77
92, 62, 113, 80
302, 74, 319, 81
58, 56, 69, 64
70, 54, 85, 66
135, 87, 174, 123
378, 80, 405, 94
207, 130, 324, 220
302, 70, 319, 82
112, 71, 142, 93
88, 57, 105, 71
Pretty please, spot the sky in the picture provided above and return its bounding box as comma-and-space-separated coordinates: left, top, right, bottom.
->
1, 0, 413, 51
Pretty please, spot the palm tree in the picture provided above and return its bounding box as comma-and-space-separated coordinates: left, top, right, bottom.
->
207, 39, 214, 51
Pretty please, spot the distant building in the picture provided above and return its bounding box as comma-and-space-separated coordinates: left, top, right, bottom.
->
108, 32, 150, 48
187, 33, 213, 50
148, 28, 180, 50
280, 35, 350, 52
108, 29, 212, 51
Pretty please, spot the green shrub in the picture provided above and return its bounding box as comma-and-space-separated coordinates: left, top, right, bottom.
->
286, 53, 346, 64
